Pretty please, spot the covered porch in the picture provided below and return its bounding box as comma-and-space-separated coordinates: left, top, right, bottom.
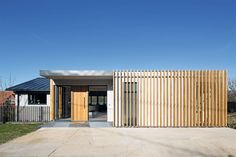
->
40, 70, 114, 122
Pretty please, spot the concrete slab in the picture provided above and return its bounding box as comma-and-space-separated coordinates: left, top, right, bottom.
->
0, 128, 235, 157
89, 122, 112, 127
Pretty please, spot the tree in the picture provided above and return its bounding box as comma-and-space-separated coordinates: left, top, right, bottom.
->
0, 74, 15, 91
2, 98, 14, 123
228, 79, 236, 102
0, 74, 15, 123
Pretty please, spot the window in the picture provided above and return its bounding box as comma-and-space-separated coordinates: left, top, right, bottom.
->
98, 96, 105, 105
28, 93, 47, 105
89, 95, 107, 106
91, 96, 97, 105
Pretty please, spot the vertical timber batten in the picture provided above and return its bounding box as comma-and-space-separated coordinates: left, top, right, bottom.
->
59, 87, 62, 119
225, 70, 228, 126
113, 70, 227, 127
50, 79, 55, 121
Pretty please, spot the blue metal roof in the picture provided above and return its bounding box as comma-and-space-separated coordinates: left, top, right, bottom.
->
6, 77, 49, 92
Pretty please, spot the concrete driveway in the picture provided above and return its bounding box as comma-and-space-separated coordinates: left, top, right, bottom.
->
0, 128, 235, 157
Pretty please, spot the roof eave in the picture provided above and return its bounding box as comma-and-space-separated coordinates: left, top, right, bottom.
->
40, 70, 113, 79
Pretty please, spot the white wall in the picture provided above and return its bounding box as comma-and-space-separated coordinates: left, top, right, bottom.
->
47, 94, 50, 106
107, 84, 113, 122
19, 94, 28, 106
15, 94, 50, 107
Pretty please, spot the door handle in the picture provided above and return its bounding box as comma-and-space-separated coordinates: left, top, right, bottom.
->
84, 97, 85, 109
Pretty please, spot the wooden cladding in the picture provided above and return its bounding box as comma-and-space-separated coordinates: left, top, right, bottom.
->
50, 79, 55, 121
113, 70, 227, 127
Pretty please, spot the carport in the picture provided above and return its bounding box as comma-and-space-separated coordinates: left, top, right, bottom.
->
40, 70, 113, 122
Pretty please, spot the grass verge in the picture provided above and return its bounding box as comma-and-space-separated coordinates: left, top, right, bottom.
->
0, 123, 42, 144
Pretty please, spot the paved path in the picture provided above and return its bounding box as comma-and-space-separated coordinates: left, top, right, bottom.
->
0, 128, 235, 157
42, 121, 112, 127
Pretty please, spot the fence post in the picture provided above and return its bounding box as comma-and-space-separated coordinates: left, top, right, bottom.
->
0, 106, 2, 122
41, 106, 43, 121
3, 106, 6, 123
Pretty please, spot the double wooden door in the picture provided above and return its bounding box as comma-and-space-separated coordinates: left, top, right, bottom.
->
71, 86, 88, 121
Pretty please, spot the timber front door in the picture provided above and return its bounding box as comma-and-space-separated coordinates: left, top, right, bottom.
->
71, 86, 88, 121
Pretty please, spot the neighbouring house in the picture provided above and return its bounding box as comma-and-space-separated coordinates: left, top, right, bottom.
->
0, 91, 15, 122
40, 69, 228, 127
0, 91, 15, 106
6, 78, 50, 122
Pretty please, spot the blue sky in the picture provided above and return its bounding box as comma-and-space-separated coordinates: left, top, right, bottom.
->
0, 0, 235, 85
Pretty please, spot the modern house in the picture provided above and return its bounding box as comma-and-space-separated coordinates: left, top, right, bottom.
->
40, 70, 228, 127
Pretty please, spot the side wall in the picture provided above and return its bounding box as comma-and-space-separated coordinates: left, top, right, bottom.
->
113, 70, 228, 127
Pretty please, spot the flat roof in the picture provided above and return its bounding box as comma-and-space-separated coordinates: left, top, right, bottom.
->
40, 70, 113, 79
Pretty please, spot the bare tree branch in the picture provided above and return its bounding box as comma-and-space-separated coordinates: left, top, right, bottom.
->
228, 79, 236, 102
0, 74, 15, 91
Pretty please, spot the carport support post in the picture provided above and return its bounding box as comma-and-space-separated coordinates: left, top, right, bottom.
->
55, 85, 59, 120
50, 79, 55, 121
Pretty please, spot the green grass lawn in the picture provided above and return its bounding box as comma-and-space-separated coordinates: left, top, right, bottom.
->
0, 123, 42, 144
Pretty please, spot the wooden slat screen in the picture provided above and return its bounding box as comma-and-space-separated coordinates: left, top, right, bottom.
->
113, 70, 227, 127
